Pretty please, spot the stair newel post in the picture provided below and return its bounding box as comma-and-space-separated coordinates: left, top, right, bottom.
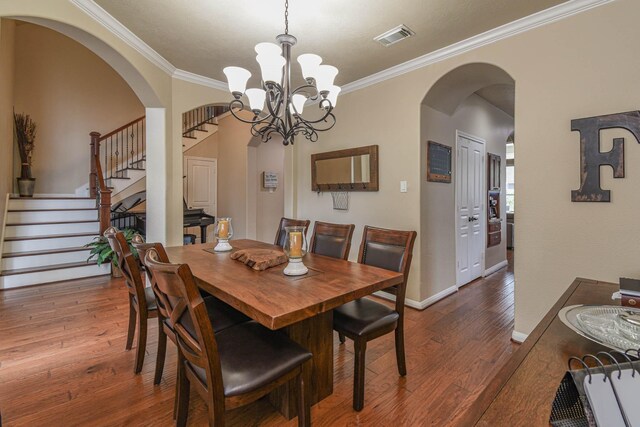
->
89, 132, 101, 199
99, 187, 112, 235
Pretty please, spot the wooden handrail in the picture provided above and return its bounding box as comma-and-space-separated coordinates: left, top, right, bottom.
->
90, 115, 146, 235
99, 115, 145, 141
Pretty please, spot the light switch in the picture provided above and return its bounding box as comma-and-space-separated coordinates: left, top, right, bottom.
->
400, 181, 408, 193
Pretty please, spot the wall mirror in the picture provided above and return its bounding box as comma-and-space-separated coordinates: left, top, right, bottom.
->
311, 145, 379, 191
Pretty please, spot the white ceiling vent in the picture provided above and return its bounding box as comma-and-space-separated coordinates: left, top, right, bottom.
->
374, 25, 415, 47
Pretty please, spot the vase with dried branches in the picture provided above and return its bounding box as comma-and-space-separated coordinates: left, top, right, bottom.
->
14, 112, 36, 197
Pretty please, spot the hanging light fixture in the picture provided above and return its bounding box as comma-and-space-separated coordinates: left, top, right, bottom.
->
223, 0, 339, 146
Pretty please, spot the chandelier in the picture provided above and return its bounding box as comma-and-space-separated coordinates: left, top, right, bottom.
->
223, 0, 340, 146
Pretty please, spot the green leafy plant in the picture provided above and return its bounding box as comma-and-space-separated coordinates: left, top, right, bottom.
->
14, 112, 36, 179
85, 229, 139, 267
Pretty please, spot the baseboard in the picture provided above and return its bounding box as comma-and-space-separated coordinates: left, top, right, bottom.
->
374, 285, 458, 310
511, 330, 529, 343
484, 259, 508, 277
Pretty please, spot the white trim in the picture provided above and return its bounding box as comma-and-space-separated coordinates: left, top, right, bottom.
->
172, 69, 227, 91
72, 0, 612, 97
373, 285, 458, 310
0, 193, 10, 266
511, 330, 529, 343
72, 0, 228, 89
484, 259, 509, 277
455, 130, 486, 288
70, 0, 176, 75
341, 0, 612, 94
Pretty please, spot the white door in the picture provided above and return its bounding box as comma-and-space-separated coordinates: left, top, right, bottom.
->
184, 157, 217, 241
456, 133, 484, 287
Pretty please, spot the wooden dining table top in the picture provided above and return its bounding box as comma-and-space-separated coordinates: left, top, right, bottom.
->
165, 239, 404, 330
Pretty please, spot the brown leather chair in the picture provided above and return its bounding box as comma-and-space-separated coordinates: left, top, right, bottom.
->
133, 237, 249, 386
144, 249, 313, 427
104, 228, 158, 374
333, 226, 417, 411
309, 221, 355, 260
274, 217, 311, 248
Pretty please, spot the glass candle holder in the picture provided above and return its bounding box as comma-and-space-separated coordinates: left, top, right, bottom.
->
214, 217, 233, 252
282, 225, 308, 276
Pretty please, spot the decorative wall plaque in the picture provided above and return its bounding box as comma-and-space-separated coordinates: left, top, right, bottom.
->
427, 141, 452, 183
571, 111, 640, 202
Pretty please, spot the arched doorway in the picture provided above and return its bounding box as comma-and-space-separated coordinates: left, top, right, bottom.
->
1, 15, 170, 243
420, 63, 515, 292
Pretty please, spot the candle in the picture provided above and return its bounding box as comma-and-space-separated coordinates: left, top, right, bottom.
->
218, 219, 229, 239
289, 231, 303, 257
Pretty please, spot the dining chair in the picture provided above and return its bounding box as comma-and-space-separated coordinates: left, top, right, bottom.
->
308, 221, 355, 260
133, 237, 250, 386
274, 217, 311, 248
104, 228, 158, 375
332, 225, 417, 411
144, 249, 313, 427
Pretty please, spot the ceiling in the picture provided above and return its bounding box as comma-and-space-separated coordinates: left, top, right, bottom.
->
94, 0, 566, 88
476, 84, 515, 117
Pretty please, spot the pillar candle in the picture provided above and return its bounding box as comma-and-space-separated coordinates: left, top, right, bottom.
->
218, 219, 229, 239
289, 231, 303, 257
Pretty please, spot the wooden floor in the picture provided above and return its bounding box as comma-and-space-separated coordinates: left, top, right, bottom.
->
0, 252, 516, 426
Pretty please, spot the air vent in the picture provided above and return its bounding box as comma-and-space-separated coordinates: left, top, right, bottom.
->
374, 25, 415, 47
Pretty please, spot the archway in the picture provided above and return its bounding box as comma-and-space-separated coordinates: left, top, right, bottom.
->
419, 62, 515, 298
2, 15, 170, 243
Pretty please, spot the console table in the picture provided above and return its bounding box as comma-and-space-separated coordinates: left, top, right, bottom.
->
461, 278, 617, 426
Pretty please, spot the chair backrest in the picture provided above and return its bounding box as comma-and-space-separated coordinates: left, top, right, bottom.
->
274, 217, 311, 247
134, 239, 171, 320
108, 230, 148, 312
144, 249, 225, 399
357, 226, 417, 313
309, 221, 355, 260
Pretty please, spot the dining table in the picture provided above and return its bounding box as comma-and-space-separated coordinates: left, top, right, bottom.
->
165, 238, 404, 419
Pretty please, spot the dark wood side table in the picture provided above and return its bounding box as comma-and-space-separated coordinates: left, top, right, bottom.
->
459, 278, 617, 426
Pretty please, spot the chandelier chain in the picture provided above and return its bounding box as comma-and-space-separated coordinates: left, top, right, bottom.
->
284, 0, 289, 34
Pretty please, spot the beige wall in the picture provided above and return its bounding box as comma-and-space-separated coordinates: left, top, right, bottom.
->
420, 94, 513, 298
0, 19, 15, 229
294, 0, 640, 334
255, 141, 285, 243
184, 131, 219, 159
216, 112, 254, 239
12, 22, 143, 194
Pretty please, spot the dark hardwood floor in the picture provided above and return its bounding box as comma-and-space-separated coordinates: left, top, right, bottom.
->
0, 252, 516, 426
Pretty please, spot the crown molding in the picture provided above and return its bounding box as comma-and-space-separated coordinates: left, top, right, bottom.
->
341, 0, 613, 94
172, 69, 228, 91
70, 0, 176, 75
72, 0, 612, 96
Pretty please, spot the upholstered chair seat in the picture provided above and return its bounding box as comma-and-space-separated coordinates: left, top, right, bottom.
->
333, 298, 399, 337
188, 321, 312, 397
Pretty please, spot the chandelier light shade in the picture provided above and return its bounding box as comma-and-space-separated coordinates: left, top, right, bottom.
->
222, 66, 251, 97
223, 0, 339, 145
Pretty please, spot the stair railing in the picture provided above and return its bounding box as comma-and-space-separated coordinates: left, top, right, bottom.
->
182, 105, 228, 138
90, 115, 146, 234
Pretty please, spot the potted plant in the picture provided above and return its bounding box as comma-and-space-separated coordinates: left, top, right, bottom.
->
14, 112, 37, 197
85, 229, 139, 278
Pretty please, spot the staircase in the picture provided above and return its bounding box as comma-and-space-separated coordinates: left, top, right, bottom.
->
0, 106, 228, 290
0, 196, 109, 289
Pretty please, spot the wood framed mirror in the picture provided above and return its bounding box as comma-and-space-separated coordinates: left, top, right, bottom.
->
311, 145, 379, 192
